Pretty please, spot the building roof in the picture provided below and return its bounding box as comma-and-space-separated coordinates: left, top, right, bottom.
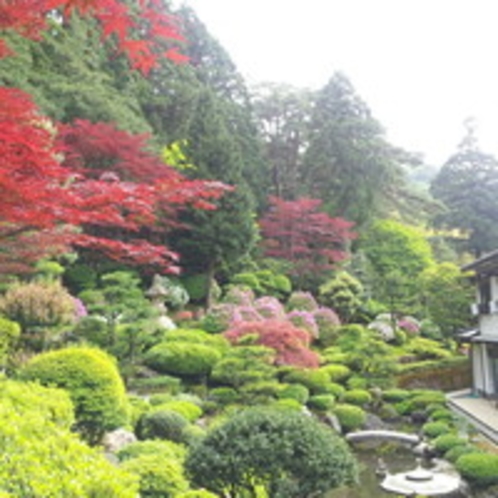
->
462, 249, 498, 275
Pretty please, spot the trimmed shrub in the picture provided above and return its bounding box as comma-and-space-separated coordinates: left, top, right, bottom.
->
430, 408, 454, 422
19, 346, 128, 443
445, 444, 481, 463
382, 389, 411, 403
128, 395, 151, 428
283, 369, 331, 394
433, 434, 467, 455
150, 394, 173, 406
117, 440, 186, 462
286, 291, 319, 312
240, 381, 283, 401
333, 404, 366, 432
343, 389, 372, 407
404, 337, 452, 360
121, 454, 188, 497
456, 453, 498, 487
273, 398, 303, 411
253, 296, 286, 320
186, 407, 357, 497
154, 401, 202, 422
287, 310, 319, 338
278, 384, 310, 404
161, 329, 229, 351
327, 382, 346, 399
321, 364, 351, 383
346, 376, 368, 390
308, 394, 336, 411
422, 421, 453, 439
313, 307, 341, 347
208, 387, 240, 406
136, 409, 189, 443
129, 374, 182, 394
144, 342, 221, 377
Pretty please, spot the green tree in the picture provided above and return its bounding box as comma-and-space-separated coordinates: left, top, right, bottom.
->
186, 407, 357, 498
302, 73, 410, 226
361, 219, 434, 313
252, 82, 312, 200
430, 119, 498, 256
419, 262, 474, 338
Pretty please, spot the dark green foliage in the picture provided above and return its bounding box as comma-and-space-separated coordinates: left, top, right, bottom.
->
455, 453, 498, 487
208, 387, 240, 406
431, 123, 498, 256
210, 345, 276, 388
381, 389, 411, 403
144, 342, 221, 377
19, 347, 128, 443
128, 375, 183, 395
333, 404, 367, 432
445, 444, 481, 463
231, 270, 292, 299
136, 409, 189, 443
186, 407, 358, 498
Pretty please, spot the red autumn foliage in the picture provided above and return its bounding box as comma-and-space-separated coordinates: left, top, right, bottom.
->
0, 2, 228, 275
225, 319, 320, 369
259, 196, 357, 277
0, 0, 187, 74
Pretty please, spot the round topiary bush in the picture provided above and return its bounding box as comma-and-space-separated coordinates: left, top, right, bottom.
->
307, 394, 336, 412
136, 409, 189, 443
326, 382, 346, 399
121, 454, 188, 497
445, 444, 481, 463
433, 434, 468, 455
176, 490, 220, 498
283, 369, 330, 394
456, 453, 498, 487
342, 389, 372, 407
381, 388, 411, 403
429, 408, 454, 422
19, 346, 128, 443
422, 421, 453, 439
186, 407, 357, 497
320, 364, 351, 383
278, 383, 310, 404
208, 387, 240, 406
333, 404, 366, 432
144, 342, 221, 377
153, 400, 203, 422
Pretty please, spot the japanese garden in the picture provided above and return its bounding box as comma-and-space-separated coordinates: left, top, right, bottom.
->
2, 2, 498, 497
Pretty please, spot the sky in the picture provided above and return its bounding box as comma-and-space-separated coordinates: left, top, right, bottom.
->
181, 0, 498, 166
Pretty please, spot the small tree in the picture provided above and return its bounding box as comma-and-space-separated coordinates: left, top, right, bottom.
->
186, 407, 357, 498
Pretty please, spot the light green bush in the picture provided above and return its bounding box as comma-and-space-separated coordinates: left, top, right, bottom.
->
208, 387, 240, 406
0, 317, 20, 365
278, 383, 310, 404
445, 444, 481, 463
0, 379, 137, 497
307, 394, 336, 411
19, 347, 128, 443
433, 434, 467, 455
320, 364, 351, 382
117, 440, 186, 462
342, 389, 372, 407
121, 454, 188, 497
327, 382, 346, 399
333, 404, 366, 432
153, 400, 202, 422
177, 490, 220, 498
381, 388, 411, 403
422, 421, 453, 439
283, 369, 330, 394
144, 342, 221, 377
456, 453, 498, 487
162, 329, 229, 351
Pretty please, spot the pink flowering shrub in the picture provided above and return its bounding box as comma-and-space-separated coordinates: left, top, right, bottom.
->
286, 291, 319, 312
254, 296, 286, 320
287, 310, 319, 339
73, 298, 88, 320
398, 316, 420, 335
231, 306, 263, 325
225, 319, 320, 368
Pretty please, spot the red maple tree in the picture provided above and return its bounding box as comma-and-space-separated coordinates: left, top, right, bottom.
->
225, 319, 320, 369
260, 196, 356, 278
0, 1, 227, 274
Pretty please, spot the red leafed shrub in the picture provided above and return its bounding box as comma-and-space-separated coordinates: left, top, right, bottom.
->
225, 320, 320, 369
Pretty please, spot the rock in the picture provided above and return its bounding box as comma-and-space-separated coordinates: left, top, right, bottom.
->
102, 428, 136, 453
324, 413, 342, 433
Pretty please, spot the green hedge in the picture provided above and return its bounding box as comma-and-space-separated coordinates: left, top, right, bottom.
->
456, 453, 498, 487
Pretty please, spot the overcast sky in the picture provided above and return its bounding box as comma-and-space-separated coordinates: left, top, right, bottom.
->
181, 0, 498, 166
